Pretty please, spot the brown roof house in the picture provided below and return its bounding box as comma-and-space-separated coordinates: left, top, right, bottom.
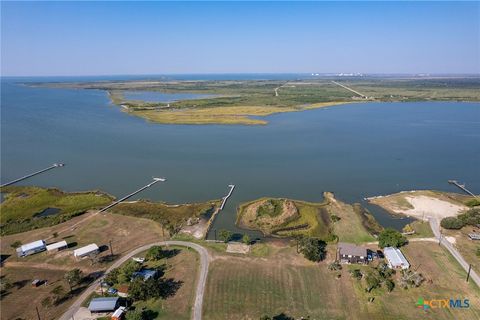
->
338, 242, 368, 264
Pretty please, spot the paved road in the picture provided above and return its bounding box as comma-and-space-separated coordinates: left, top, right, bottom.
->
59, 241, 210, 320
428, 217, 480, 287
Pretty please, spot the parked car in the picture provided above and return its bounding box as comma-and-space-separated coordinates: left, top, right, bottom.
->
132, 257, 145, 263
107, 287, 118, 294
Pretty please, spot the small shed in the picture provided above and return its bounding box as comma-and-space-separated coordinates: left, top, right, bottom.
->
338, 242, 368, 264
468, 233, 480, 240
88, 297, 119, 313
74, 243, 99, 259
384, 247, 410, 270
46, 240, 68, 252
117, 285, 129, 298
112, 306, 126, 320
16, 240, 46, 257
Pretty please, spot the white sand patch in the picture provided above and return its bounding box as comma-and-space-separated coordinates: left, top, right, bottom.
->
226, 242, 250, 254
398, 196, 468, 221
445, 236, 457, 244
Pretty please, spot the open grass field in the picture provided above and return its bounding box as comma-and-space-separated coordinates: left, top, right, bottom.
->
37, 77, 480, 125
1, 266, 79, 320
203, 241, 480, 320
0, 186, 114, 235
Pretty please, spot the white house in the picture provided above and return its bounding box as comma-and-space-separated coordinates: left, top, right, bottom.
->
16, 240, 46, 257
73, 243, 99, 259
384, 247, 410, 270
46, 240, 68, 252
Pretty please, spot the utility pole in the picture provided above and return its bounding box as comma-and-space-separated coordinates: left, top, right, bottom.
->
467, 264, 472, 282
35, 306, 41, 320
109, 240, 113, 256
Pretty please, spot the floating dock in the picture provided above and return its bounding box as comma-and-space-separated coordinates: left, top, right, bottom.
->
1, 163, 65, 188
98, 177, 166, 213
448, 180, 477, 198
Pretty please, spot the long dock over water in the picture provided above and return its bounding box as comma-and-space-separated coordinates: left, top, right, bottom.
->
448, 180, 477, 198
1, 163, 65, 187
98, 177, 166, 213
204, 184, 236, 239
220, 184, 235, 210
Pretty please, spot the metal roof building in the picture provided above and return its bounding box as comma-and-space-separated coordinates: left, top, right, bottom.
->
132, 269, 158, 281
46, 240, 68, 252
73, 243, 99, 258
88, 297, 119, 312
384, 247, 410, 270
16, 240, 46, 257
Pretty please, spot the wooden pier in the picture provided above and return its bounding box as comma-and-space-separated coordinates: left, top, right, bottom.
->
1, 163, 65, 187
448, 180, 477, 198
98, 177, 166, 213
204, 184, 236, 239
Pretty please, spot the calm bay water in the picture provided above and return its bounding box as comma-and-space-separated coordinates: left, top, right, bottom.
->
1, 76, 479, 238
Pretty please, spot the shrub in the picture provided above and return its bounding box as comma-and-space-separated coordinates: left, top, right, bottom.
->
440, 217, 464, 229
378, 228, 407, 248
218, 229, 233, 243
385, 279, 395, 292
298, 237, 326, 262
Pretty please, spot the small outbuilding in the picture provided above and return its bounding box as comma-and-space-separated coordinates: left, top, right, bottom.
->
111, 306, 126, 320
74, 243, 99, 259
384, 247, 410, 270
46, 240, 68, 252
88, 297, 119, 313
16, 240, 46, 257
338, 242, 368, 264
468, 233, 480, 240
117, 285, 129, 298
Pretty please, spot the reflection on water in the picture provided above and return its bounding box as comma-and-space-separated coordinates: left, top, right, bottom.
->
1, 77, 479, 237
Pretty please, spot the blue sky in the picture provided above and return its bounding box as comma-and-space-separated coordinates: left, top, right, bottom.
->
1, 1, 479, 76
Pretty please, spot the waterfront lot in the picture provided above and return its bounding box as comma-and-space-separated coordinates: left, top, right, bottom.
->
203, 242, 480, 320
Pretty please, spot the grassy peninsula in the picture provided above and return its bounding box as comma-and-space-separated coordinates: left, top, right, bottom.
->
237, 192, 382, 243
0, 186, 114, 235
34, 77, 480, 125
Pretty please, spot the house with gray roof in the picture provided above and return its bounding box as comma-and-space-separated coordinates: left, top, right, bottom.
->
338, 242, 368, 264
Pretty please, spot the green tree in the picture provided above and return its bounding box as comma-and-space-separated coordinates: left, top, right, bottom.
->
378, 228, 407, 248
126, 310, 144, 320
41, 296, 52, 308
385, 279, 395, 292
298, 237, 327, 262
365, 273, 380, 292
440, 217, 464, 230
242, 234, 251, 245
50, 285, 65, 304
146, 246, 166, 261
64, 269, 83, 292
218, 229, 233, 243
118, 260, 142, 283
104, 267, 121, 285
